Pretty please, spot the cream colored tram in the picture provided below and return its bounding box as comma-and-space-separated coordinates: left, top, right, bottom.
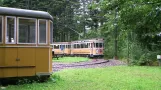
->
71, 38, 104, 57
0, 7, 53, 80
51, 42, 71, 56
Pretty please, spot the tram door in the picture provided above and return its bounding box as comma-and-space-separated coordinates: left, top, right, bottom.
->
17, 48, 36, 77
90, 43, 94, 55
4, 48, 18, 77
3, 48, 36, 77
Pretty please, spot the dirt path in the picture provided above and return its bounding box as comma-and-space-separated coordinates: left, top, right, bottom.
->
53, 59, 126, 72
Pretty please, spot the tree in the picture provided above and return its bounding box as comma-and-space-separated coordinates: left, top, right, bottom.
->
95, 0, 161, 65
1, 0, 81, 42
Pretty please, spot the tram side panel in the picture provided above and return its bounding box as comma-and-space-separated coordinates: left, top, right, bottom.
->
71, 43, 91, 56
92, 48, 104, 57
91, 42, 104, 57
0, 47, 52, 78
0, 7, 53, 79
70, 40, 104, 57
3, 48, 18, 78
0, 48, 4, 77
36, 48, 51, 76
71, 48, 91, 55
52, 44, 71, 56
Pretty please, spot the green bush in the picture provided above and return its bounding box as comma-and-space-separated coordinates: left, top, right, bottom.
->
104, 36, 159, 66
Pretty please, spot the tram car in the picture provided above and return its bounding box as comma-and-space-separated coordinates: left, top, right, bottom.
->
51, 42, 71, 56
71, 38, 104, 57
0, 7, 53, 80
52, 38, 104, 58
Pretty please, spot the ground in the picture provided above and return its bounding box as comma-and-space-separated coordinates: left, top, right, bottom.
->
2, 58, 161, 90
53, 59, 125, 72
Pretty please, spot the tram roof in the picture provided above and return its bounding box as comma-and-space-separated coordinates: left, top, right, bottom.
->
51, 42, 71, 45
0, 7, 53, 20
71, 38, 104, 42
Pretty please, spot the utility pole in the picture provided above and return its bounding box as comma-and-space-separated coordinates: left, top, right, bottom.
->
114, 7, 118, 60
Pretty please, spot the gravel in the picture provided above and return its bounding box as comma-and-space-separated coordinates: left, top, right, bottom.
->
53, 59, 126, 72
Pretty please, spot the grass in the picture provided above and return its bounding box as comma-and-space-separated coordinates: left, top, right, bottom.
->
53, 57, 89, 63
6, 66, 161, 90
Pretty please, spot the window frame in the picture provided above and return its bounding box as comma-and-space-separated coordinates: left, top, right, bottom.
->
68, 44, 70, 48
5, 16, 16, 44
96, 43, 99, 48
99, 43, 103, 48
17, 17, 37, 44
50, 20, 53, 44
74, 44, 77, 48
38, 19, 48, 45
0, 16, 3, 44
54, 44, 59, 49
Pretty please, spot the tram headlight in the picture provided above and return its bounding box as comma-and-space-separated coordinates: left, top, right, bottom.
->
96, 49, 98, 54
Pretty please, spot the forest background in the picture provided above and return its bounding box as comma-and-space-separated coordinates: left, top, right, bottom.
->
1, 0, 161, 65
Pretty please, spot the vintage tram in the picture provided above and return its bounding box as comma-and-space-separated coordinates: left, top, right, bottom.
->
51, 42, 71, 56
71, 38, 104, 57
52, 38, 104, 58
0, 7, 53, 79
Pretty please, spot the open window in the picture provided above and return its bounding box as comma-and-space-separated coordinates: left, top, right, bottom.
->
0, 16, 2, 43
38, 19, 47, 44
54, 45, 59, 49
18, 18, 36, 44
85, 43, 88, 48
100, 43, 103, 48
6, 16, 16, 44
66, 45, 68, 48
81, 44, 84, 48
96, 43, 99, 48
77, 44, 80, 48
68, 45, 71, 49
74, 44, 77, 48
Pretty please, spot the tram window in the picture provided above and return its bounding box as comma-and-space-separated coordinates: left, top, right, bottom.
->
54, 45, 59, 49
68, 45, 71, 48
65, 45, 67, 48
0, 17, 2, 43
60, 45, 65, 50
88, 43, 91, 48
6, 17, 16, 43
77, 44, 80, 48
50, 21, 53, 44
18, 18, 36, 44
81, 44, 84, 48
39, 20, 47, 44
96, 43, 99, 48
100, 43, 103, 48
74, 44, 77, 48
85, 43, 88, 48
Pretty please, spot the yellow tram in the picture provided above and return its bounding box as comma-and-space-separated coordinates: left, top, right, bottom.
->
0, 7, 53, 79
52, 38, 104, 58
71, 38, 104, 57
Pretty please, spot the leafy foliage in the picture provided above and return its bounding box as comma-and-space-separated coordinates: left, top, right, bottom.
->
1, 0, 81, 41
94, 0, 161, 65
1, 0, 161, 65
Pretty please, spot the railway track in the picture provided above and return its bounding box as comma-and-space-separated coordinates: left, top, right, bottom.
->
52, 59, 125, 72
